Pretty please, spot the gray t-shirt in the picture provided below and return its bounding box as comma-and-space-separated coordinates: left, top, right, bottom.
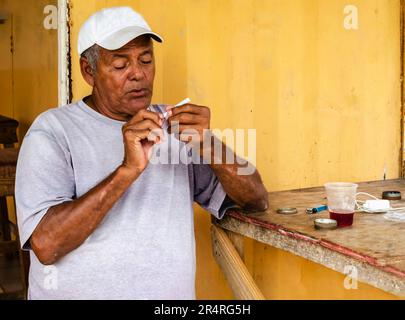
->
15, 100, 230, 300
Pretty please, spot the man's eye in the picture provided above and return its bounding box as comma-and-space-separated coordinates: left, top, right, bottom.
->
114, 65, 126, 70
141, 60, 152, 65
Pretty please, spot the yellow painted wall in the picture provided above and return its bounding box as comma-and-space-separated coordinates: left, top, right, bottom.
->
244, 237, 400, 299
0, 0, 58, 229
68, 0, 401, 299
0, 0, 58, 139
0, 8, 13, 120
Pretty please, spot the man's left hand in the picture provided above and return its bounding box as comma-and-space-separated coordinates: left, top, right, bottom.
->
167, 103, 210, 148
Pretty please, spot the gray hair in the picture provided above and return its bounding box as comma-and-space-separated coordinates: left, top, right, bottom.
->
81, 44, 100, 72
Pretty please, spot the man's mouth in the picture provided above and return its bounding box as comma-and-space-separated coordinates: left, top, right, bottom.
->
127, 89, 149, 98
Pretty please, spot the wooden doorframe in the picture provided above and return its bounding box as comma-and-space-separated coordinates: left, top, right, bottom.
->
58, 0, 70, 107
401, 0, 405, 177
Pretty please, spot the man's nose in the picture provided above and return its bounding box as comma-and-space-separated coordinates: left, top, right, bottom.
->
128, 63, 145, 81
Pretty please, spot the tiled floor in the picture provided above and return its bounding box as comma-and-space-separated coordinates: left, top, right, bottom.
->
0, 253, 25, 299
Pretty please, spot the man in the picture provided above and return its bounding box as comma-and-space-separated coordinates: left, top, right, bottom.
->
15, 6, 268, 299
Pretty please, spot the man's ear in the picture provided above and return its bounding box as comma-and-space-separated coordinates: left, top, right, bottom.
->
80, 57, 95, 87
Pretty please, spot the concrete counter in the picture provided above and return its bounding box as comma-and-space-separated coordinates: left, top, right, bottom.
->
213, 179, 405, 298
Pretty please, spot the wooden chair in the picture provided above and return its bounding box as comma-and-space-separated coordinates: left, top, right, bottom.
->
0, 115, 18, 148
0, 115, 29, 299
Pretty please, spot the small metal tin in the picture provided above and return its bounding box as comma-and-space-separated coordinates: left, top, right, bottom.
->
276, 207, 298, 215
382, 191, 401, 201
314, 218, 338, 230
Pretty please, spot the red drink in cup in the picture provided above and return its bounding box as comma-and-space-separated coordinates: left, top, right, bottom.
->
324, 183, 358, 228
329, 210, 355, 227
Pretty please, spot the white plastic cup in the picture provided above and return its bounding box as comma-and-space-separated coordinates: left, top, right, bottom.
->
324, 182, 358, 227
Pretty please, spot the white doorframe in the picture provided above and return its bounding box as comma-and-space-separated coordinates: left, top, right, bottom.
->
58, 0, 70, 106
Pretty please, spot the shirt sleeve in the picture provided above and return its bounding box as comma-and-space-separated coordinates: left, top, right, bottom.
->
15, 124, 76, 250
189, 164, 238, 219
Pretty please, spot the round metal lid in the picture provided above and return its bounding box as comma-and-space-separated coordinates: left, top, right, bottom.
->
314, 218, 338, 230
382, 191, 401, 201
276, 207, 298, 215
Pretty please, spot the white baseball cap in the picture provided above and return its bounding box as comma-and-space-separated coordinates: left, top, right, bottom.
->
78, 6, 163, 55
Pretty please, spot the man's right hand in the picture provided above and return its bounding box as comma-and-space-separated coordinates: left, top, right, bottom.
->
30, 109, 164, 265
121, 109, 164, 178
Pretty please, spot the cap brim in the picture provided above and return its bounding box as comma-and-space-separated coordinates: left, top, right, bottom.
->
97, 26, 163, 51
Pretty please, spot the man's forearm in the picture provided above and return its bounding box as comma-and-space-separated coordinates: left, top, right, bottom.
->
30, 165, 139, 265
206, 141, 269, 212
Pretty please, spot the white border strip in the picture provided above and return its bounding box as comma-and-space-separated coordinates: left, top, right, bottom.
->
58, 0, 69, 106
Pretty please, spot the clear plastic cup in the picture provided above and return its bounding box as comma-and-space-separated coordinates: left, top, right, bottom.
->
324, 182, 358, 227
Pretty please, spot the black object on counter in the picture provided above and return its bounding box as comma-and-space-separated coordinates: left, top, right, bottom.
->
382, 191, 401, 200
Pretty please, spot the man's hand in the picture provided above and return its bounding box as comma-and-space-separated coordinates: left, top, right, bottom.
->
167, 102, 268, 213
121, 109, 164, 177
167, 103, 210, 151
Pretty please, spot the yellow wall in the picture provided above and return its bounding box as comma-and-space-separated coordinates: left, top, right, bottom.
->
0, 7, 13, 121
244, 237, 400, 299
68, 0, 401, 299
0, 0, 58, 229
0, 0, 58, 139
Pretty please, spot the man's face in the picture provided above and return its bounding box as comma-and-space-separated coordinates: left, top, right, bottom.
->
93, 36, 155, 118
